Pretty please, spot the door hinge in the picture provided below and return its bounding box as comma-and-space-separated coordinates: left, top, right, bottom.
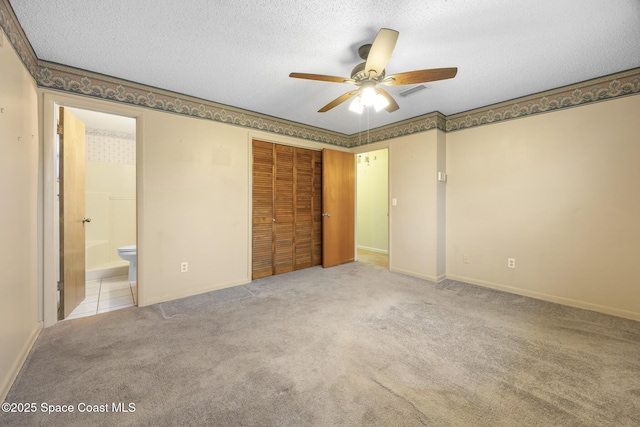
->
57, 123, 63, 135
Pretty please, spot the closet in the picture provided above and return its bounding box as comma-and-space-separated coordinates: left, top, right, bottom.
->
252, 140, 322, 279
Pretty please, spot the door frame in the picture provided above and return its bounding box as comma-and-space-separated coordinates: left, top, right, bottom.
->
41, 92, 143, 327
352, 143, 391, 266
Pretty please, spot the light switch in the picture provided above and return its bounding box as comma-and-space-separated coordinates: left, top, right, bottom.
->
392, 198, 397, 206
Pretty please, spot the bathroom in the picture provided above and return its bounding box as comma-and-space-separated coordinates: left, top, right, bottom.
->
64, 108, 137, 319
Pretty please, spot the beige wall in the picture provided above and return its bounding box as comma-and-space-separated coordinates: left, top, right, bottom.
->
0, 29, 40, 400
139, 111, 252, 304
446, 95, 640, 319
356, 148, 388, 253
388, 131, 443, 281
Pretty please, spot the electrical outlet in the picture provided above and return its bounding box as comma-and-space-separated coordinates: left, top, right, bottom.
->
180, 262, 188, 273
463, 254, 470, 264
508, 258, 516, 268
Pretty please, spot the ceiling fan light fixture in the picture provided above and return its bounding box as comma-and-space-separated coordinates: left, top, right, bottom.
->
361, 84, 377, 106
373, 93, 389, 112
349, 96, 364, 113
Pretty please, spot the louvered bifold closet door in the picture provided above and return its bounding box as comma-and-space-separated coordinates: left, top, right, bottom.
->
274, 144, 295, 274
312, 151, 323, 267
252, 141, 322, 279
294, 149, 314, 270
252, 141, 275, 279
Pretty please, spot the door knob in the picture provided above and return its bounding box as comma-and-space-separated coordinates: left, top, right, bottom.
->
322, 212, 331, 217
82, 217, 92, 223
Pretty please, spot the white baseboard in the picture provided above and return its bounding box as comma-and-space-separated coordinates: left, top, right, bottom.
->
390, 267, 441, 283
1, 323, 41, 402
357, 245, 388, 254
446, 274, 640, 322
141, 277, 251, 307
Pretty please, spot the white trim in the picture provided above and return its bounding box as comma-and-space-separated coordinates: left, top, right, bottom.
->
446, 274, 640, 322
246, 135, 253, 282
142, 278, 251, 307
389, 267, 441, 283
41, 91, 143, 327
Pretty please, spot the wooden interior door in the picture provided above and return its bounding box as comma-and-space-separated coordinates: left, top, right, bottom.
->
322, 148, 355, 267
312, 152, 323, 266
58, 107, 87, 319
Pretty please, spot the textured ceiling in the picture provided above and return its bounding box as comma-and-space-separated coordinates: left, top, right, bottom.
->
9, 0, 640, 135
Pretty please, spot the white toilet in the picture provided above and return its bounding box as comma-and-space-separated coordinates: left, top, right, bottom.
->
117, 245, 137, 282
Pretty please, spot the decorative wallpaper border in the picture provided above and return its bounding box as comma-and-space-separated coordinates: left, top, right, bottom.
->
0, 0, 38, 78
445, 69, 640, 132
2, 0, 639, 148
37, 61, 351, 147
352, 112, 447, 146
87, 128, 136, 141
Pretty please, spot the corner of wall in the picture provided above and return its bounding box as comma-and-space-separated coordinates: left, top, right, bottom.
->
436, 130, 447, 278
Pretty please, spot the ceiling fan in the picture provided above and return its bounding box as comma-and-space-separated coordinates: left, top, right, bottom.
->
290, 28, 457, 114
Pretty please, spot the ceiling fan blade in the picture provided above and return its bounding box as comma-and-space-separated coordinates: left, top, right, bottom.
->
376, 88, 400, 112
384, 67, 458, 86
364, 28, 399, 76
318, 90, 359, 113
289, 72, 352, 84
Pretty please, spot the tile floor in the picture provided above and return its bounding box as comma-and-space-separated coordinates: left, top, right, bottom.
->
65, 276, 137, 320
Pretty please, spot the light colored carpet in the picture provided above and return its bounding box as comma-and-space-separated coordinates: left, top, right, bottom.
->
2, 261, 639, 426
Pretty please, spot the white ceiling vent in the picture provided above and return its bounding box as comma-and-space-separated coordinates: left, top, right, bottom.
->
398, 85, 429, 97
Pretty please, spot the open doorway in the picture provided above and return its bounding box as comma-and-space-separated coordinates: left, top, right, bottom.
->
55, 106, 137, 320
356, 148, 389, 268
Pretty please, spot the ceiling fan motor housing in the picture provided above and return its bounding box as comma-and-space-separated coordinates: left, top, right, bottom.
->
351, 62, 385, 81
358, 43, 372, 60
